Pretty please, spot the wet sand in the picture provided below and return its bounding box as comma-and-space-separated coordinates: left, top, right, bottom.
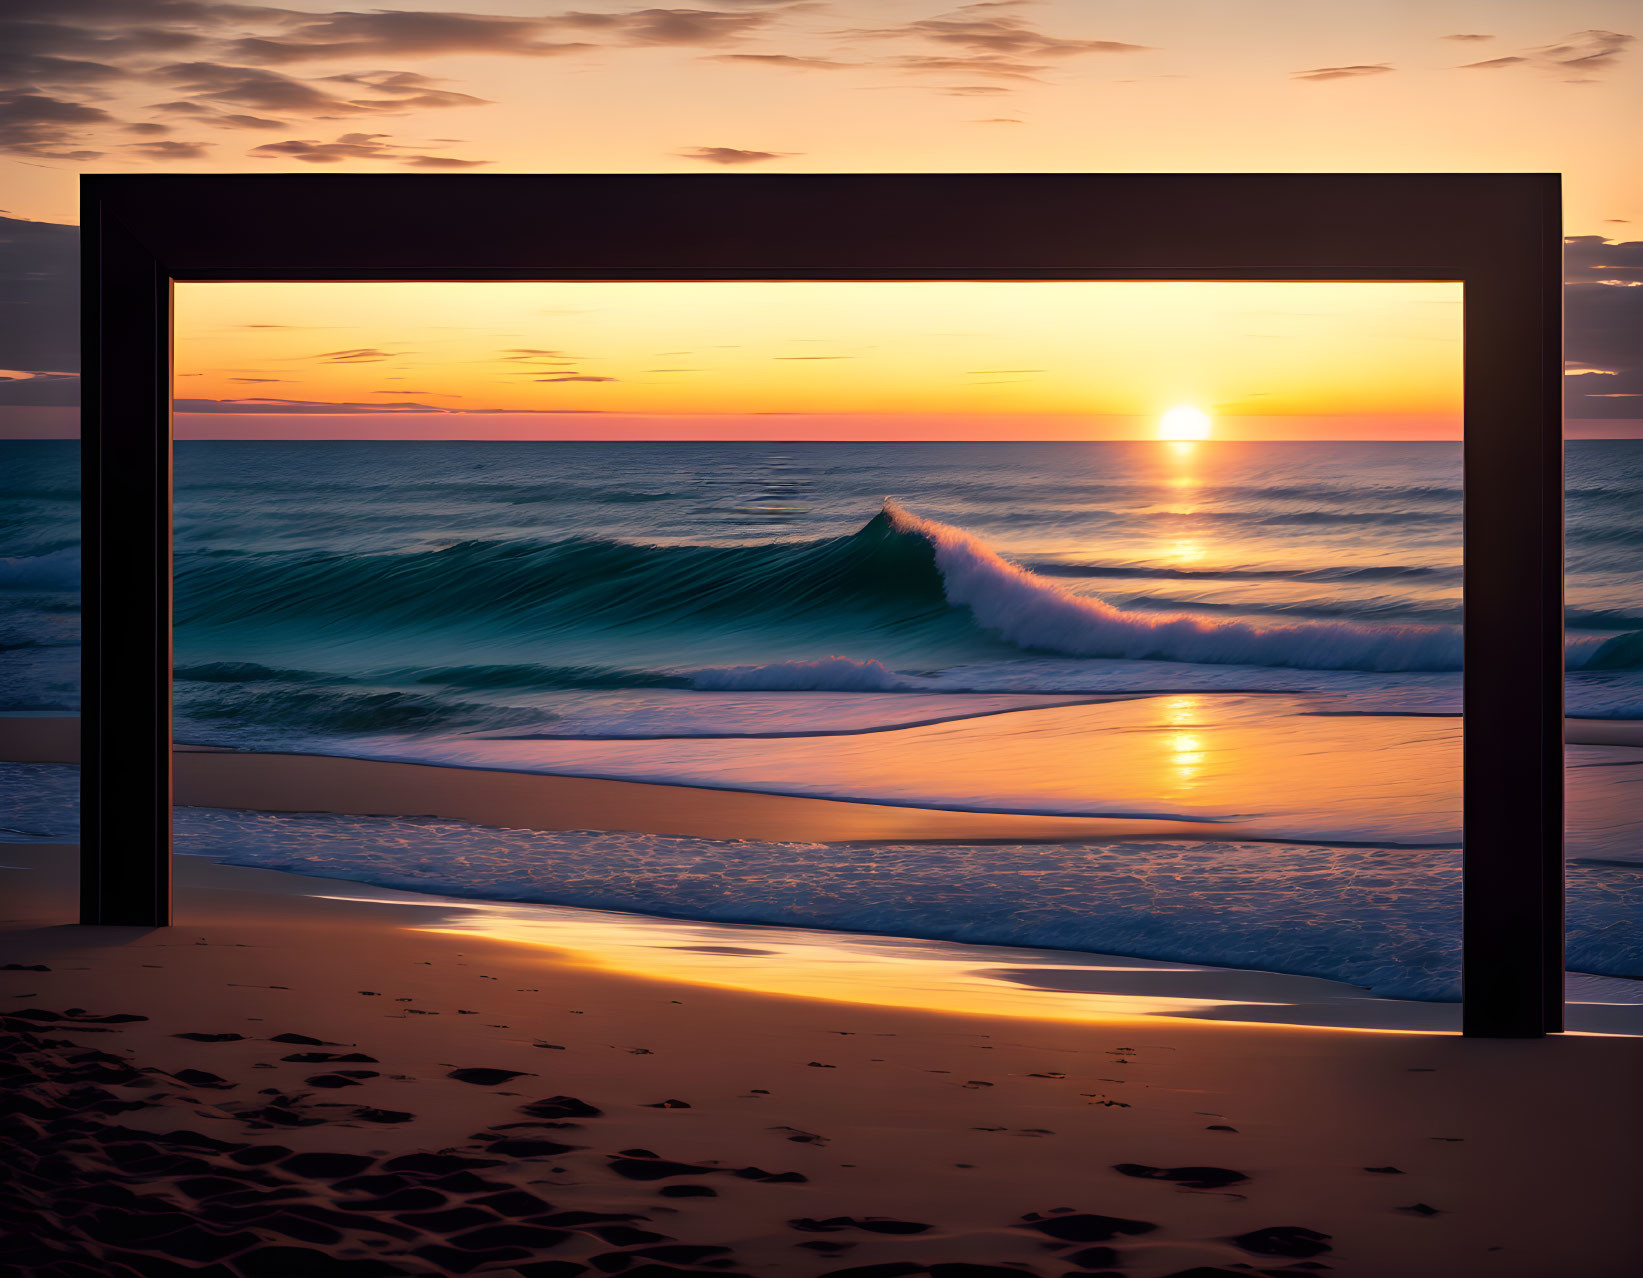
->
2, 715, 1281, 843
3, 840, 1642, 1277
12, 706, 1643, 847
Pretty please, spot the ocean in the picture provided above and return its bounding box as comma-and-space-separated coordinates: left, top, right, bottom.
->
3, 438, 1642, 999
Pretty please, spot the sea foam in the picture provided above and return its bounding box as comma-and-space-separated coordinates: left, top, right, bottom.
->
884, 501, 1467, 672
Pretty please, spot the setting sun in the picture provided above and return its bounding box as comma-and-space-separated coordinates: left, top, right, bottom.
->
1158, 404, 1213, 441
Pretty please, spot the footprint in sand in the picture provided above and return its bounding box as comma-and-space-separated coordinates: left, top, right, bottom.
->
658, 1184, 715, 1198
446, 1067, 530, 1086
770, 1125, 825, 1145
171, 1068, 235, 1090
1114, 1163, 1249, 1191
519, 1096, 602, 1120
350, 1106, 414, 1124
302, 1072, 375, 1089
1231, 1224, 1333, 1257
1018, 1210, 1159, 1244
789, 1216, 932, 1235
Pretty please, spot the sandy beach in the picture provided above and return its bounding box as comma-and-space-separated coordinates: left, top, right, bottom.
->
5, 711, 1643, 1274
3, 837, 1642, 1278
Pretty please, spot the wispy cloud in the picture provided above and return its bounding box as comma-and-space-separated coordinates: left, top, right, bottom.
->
839, 2, 1150, 88
250, 132, 488, 167
160, 62, 488, 116
709, 53, 854, 70
559, 7, 781, 46
175, 396, 457, 414
221, 10, 591, 64
0, 90, 111, 159
1291, 64, 1394, 82
125, 137, 210, 158
844, 7, 1150, 60
308, 347, 399, 362
1539, 28, 1634, 73
0, 370, 79, 406
1456, 28, 1635, 79
678, 145, 795, 165
0, 3, 827, 165
173, 395, 610, 415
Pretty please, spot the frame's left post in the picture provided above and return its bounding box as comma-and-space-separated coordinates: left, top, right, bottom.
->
79, 179, 174, 927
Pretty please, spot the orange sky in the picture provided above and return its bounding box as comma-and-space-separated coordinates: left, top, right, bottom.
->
0, 2, 1636, 438
173, 280, 1463, 439
5, 3, 1640, 233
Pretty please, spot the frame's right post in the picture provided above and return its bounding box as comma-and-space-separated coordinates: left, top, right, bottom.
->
1461, 174, 1565, 1037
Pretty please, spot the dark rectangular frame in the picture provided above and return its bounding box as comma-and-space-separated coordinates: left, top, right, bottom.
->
79, 172, 1564, 1036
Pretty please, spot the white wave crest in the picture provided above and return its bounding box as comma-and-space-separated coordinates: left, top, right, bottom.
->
883, 500, 1463, 673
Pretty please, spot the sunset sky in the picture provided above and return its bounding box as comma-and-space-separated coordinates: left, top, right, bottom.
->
0, 1, 1637, 438
172, 279, 1463, 439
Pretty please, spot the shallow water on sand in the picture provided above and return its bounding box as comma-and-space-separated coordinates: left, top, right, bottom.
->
5, 755, 1641, 1003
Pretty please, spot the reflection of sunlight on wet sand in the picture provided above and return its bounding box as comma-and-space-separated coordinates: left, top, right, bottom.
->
1164, 695, 1200, 726
387, 895, 1499, 1033
383, 694, 1464, 844
419, 905, 1249, 1024
1169, 732, 1205, 789
304, 888, 1639, 1035
380, 893, 1480, 1029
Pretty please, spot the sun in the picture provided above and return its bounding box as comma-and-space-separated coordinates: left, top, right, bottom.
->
1158, 404, 1212, 441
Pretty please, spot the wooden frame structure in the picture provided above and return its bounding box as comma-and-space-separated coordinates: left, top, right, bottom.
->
79, 172, 1565, 1036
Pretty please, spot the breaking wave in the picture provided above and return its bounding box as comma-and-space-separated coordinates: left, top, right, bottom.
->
168, 502, 1643, 678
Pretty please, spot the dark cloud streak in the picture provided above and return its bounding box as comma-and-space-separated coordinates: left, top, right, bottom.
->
249, 132, 488, 167
678, 145, 794, 164
1291, 64, 1394, 82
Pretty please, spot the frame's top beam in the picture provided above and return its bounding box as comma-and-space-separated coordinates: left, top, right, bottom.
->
83, 171, 1557, 283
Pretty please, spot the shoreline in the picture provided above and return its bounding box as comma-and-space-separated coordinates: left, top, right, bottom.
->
10, 708, 1643, 764
3, 706, 1643, 1038
4, 710, 1641, 1025
1, 716, 1304, 844
3, 838, 1642, 1276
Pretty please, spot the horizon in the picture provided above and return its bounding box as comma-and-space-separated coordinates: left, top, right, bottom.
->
15, 432, 1643, 443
